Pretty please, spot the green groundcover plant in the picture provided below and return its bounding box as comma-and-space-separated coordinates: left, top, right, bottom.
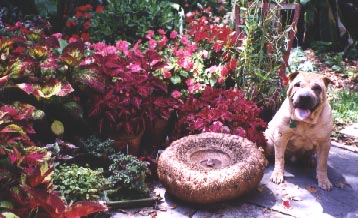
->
106, 153, 150, 200
53, 164, 107, 203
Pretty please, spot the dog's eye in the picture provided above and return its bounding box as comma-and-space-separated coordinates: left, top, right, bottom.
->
312, 84, 322, 92
294, 82, 301, 87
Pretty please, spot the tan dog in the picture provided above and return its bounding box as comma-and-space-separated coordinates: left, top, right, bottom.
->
265, 71, 333, 190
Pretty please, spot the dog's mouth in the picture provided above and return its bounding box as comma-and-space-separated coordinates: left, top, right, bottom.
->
294, 107, 311, 120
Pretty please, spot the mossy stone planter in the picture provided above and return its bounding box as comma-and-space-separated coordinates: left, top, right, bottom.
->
157, 132, 267, 204
103, 189, 160, 208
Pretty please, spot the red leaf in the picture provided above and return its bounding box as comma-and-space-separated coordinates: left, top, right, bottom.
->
132, 97, 141, 109
22, 186, 67, 215
8, 147, 21, 164
27, 166, 53, 187
63, 201, 108, 217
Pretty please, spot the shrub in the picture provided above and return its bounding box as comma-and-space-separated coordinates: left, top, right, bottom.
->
148, 12, 238, 98
53, 164, 107, 202
62, 3, 104, 42
81, 40, 177, 136
233, 0, 296, 112
175, 86, 267, 147
107, 153, 149, 200
79, 135, 115, 157
89, 0, 180, 44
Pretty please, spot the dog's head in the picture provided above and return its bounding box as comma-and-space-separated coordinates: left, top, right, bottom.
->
287, 72, 332, 121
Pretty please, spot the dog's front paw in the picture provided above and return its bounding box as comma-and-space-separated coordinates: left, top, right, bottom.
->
318, 177, 333, 191
270, 171, 284, 184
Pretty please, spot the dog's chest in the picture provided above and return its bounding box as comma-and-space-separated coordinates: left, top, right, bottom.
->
287, 123, 320, 151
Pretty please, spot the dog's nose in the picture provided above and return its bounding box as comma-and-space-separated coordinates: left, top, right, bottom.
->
293, 93, 317, 110
298, 95, 312, 104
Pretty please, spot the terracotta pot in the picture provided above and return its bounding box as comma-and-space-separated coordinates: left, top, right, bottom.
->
145, 118, 169, 146
110, 129, 144, 155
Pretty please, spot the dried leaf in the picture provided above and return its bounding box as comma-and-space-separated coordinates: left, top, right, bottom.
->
306, 185, 317, 193
290, 196, 302, 201
281, 197, 292, 210
118, 209, 127, 214
263, 208, 271, 213
158, 206, 167, 211
150, 211, 157, 218
335, 182, 347, 189
256, 185, 264, 193
170, 204, 177, 209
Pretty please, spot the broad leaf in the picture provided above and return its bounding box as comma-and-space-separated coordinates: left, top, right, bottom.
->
17, 81, 74, 98
63, 201, 108, 218
21, 186, 66, 215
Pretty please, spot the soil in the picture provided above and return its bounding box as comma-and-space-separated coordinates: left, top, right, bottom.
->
302, 49, 358, 147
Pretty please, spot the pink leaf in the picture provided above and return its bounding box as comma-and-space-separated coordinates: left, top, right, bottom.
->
17, 83, 34, 94
0, 75, 9, 88
58, 82, 74, 96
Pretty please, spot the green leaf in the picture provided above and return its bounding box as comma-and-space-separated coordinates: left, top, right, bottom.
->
170, 75, 181, 84
0, 212, 19, 218
300, 0, 311, 5
34, 0, 57, 16
179, 71, 189, 78
0, 201, 13, 209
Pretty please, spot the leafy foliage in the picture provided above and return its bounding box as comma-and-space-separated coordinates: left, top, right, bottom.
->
149, 12, 238, 98
0, 102, 107, 217
89, 0, 180, 44
79, 135, 115, 157
331, 88, 358, 125
62, 3, 104, 42
83, 41, 177, 136
107, 153, 149, 197
175, 86, 267, 147
233, 0, 293, 111
0, 23, 77, 98
0, 102, 43, 144
53, 164, 107, 202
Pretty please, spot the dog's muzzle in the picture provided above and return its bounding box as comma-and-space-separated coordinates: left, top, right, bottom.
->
291, 90, 319, 120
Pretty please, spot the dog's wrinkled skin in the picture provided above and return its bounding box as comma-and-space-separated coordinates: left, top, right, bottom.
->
264, 71, 333, 191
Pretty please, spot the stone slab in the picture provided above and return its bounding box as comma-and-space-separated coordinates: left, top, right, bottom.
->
109, 145, 358, 218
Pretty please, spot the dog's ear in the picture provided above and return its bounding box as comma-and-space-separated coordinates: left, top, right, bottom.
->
322, 76, 333, 87
287, 71, 300, 83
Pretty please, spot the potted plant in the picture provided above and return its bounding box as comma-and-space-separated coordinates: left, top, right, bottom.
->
175, 86, 267, 148
103, 153, 160, 208
82, 40, 170, 154
143, 92, 178, 147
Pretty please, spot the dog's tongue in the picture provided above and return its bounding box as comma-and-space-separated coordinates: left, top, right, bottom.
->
295, 108, 311, 120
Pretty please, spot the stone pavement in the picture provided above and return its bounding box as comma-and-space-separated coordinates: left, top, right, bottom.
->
110, 144, 358, 218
